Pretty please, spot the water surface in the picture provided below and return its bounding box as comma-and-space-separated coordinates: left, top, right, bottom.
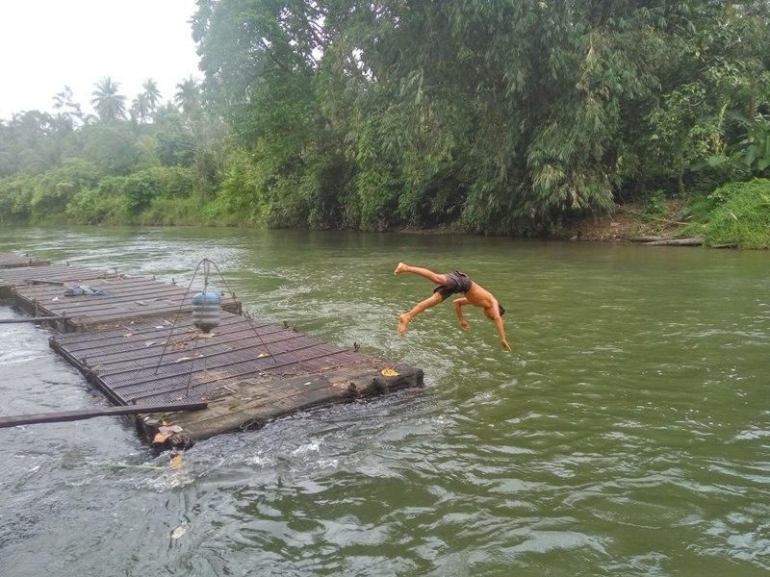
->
0, 227, 768, 576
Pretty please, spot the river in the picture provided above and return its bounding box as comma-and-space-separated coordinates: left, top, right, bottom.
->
0, 226, 768, 576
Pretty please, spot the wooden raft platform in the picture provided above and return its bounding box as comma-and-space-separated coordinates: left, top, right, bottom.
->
0, 253, 423, 447
0, 262, 114, 302
11, 275, 241, 332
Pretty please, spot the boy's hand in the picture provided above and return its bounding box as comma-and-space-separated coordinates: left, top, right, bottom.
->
501, 340, 512, 352
459, 318, 470, 330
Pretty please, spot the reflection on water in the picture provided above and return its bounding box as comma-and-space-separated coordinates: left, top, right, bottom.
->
1, 226, 769, 576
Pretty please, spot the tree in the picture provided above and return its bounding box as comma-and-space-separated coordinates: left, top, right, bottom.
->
190, 0, 770, 232
0, 110, 62, 174
53, 86, 84, 127
153, 105, 196, 167
91, 77, 127, 123
130, 93, 151, 125
2, 0, 769, 232
175, 77, 201, 118
141, 78, 162, 117
80, 123, 139, 175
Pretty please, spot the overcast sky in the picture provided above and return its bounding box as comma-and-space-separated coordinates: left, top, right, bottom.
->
0, 0, 201, 120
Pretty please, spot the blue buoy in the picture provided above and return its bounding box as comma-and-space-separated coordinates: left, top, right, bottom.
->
192, 291, 221, 333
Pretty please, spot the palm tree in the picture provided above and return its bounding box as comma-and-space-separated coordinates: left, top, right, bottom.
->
174, 77, 201, 117
130, 93, 151, 124
90, 77, 126, 123
141, 78, 162, 116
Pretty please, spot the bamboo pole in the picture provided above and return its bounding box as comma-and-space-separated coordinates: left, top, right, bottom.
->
0, 316, 69, 324
0, 401, 208, 429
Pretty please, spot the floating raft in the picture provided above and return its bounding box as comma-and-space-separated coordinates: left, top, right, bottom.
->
0, 253, 423, 447
11, 275, 241, 332
0, 262, 114, 302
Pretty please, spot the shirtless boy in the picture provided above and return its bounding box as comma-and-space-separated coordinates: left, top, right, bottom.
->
394, 262, 512, 352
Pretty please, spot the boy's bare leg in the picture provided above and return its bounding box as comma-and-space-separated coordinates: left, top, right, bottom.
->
398, 293, 444, 335
394, 262, 446, 285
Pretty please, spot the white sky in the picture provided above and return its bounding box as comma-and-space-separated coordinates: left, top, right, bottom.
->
0, 0, 201, 120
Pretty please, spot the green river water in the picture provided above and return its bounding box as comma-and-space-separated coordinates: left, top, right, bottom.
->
0, 226, 768, 576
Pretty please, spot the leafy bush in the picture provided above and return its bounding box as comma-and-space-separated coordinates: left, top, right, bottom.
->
65, 175, 129, 224
211, 149, 265, 224
80, 124, 140, 175
123, 172, 160, 214
150, 166, 193, 200
119, 167, 192, 215
28, 159, 100, 222
0, 174, 35, 222
705, 179, 770, 248
641, 190, 668, 222
65, 188, 127, 224
138, 197, 201, 225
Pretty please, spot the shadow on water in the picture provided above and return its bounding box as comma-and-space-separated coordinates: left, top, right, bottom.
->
1, 226, 769, 576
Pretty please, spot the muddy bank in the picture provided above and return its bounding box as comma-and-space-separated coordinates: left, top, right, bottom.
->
559, 201, 695, 243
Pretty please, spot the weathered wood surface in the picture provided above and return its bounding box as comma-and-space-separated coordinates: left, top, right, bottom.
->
2, 257, 424, 447
628, 236, 705, 246
628, 236, 666, 243
0, 401, 208, 429
51, 312, 422, 444
145, 364, 422, 443
51, 313, 395, 405
0, 263, 114, 294
644, 237, 704, 246
0, 252, 50, 269
13, 275, 240, 331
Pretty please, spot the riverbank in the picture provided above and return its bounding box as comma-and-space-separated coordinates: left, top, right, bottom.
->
4, 178, 768, 249
565, 179, 770, 249
402, 201, 698, 245
560, 200, 692, 243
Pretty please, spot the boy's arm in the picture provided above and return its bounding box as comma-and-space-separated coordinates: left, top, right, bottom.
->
453, 297, 470, 329
494, 316, 512, 352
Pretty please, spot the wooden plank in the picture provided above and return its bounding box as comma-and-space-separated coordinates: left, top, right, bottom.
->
628, 236, 665, 243
138, 365, 423, 442
0, 401, 208, 429
13, 275, 240, 330
50, 312, 381, 406
0, 264, 113, 287
2, 255, 424, 447
645, 236, 704, 246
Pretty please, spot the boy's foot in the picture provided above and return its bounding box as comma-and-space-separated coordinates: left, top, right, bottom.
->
394, 262, 408, 275
397, 314, 409, 335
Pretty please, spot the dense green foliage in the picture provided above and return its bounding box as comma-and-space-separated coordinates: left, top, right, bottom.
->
1, 1, 769, 239
702, 179, 770, 248
0, 78, 225, 226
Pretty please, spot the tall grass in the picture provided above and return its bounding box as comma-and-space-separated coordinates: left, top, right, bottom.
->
704, 179, 770, 248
